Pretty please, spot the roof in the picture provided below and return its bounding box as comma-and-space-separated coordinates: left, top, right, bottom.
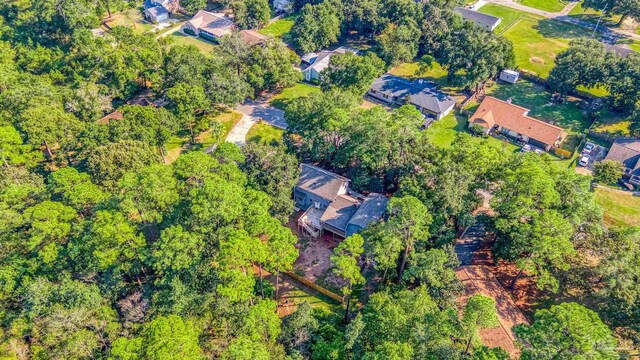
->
303, 50, 334, 74
187, 10, 234, 37
501, 69, 519, 76
604, 138, 640, 173
296, 164, 349, 202
239, 30, 268, 46
454, 7, 502, 28
347, 193, 388, 230
604, 43, 636, 58
470, 96, 567, 146
456, 266, 529, 357
370, 74, 456, 114
97, 110, 123, 124
145, 5, 169, 18
321, 194, 359, 231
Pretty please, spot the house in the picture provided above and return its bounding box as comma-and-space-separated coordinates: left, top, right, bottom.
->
499, 69, 520, 84
604, 138, 640, 185
273, 0, 292, 13
454, 7, 502, 31
239, 29, 268, 46
603, 43, 637, 58
301, 47, 359, 81
295, 164, 388, 239
183, 10, 235, 41
468, 96, 567, 151
97, 110, 123, 125
367, 74, 457, 120
143, 0, 179, 22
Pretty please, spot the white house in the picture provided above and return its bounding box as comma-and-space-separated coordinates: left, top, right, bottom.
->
454, 7, 502, 31
301, 47, 359, 81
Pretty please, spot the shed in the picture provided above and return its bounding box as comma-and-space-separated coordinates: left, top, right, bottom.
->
499, 70, 520, 84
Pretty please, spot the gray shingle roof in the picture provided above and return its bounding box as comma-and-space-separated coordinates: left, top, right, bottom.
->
370, 74, 456, 115
605, 138, 640, 175
296, 164, 349, 202
347, 193, 388, 230
454, 7, 502, 28
603, 43, 637, 58
321, 194, 359, 232
145, 5, 169, 18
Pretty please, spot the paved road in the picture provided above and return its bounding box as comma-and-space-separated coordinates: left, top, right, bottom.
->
225, 115, 258, 146
235, 99, 287, 129
486, 0, 640, 42
455, 221, 487, 266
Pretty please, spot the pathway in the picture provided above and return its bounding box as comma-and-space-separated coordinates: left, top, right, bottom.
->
225, 115, 257, 146
155, 21, 185, 39
235, 99, 287, 129
485, 0, 640, 42
454, 221, 487, 266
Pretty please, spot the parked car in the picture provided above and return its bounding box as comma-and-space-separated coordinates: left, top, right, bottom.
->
578, 155, 591, 167
583, 142, 595, 154
521, 144, 532, 153
534, 149, 544, 155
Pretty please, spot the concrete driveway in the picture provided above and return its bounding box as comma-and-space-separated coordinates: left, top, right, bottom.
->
225, 115, 257, 146
235, 99, 287, 129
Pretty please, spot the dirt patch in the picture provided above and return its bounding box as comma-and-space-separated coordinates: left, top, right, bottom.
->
530, 56, 545, 64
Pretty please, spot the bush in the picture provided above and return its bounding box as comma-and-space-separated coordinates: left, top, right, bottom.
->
593, 160, 624, 184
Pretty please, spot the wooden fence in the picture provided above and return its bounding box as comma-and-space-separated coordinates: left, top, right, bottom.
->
285, 272, 344, 304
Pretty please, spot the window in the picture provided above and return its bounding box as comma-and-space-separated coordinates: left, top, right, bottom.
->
314, 201, 320, 209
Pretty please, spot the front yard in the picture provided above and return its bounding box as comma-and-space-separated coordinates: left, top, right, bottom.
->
258, 14, 297, 40
269, 83, 322, 110
104, 8, 154, 34
247, 121, 285, 145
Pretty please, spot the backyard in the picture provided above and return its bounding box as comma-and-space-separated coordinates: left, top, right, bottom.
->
167, 32, 216, 54
594, 188, 640, 227
247, 121, 285, 145
389, 61, 450, 88
258, 14, 297, 40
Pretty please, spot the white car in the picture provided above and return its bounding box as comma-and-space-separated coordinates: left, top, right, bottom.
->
521, 144, 532, 153
578, 155, 590, 167
583, 142, 595, 154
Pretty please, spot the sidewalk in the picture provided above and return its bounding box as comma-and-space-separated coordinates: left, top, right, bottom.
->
225, 115, 257, 146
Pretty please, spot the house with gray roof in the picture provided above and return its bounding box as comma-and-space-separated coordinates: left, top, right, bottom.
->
143, 0, 178, 22
295, 164, 388, 238
301, 47, 360, 81
454, 7, 502, 31
367, 74, 456, 120
604, 138, 640, 185
182, 10, 234, 41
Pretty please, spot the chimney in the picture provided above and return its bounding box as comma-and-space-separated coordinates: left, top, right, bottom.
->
506, 98, 512, 104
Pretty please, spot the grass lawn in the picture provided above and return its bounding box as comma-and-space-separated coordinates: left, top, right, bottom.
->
595, 188, 640, 227
269, 83, 322, 110
258, 14, 296, 40
168, 32, 216, 55
517, 0, 565, 12
629, 42, 640, 52
106, 8, 153, 34
389, 61, 450, 88
197, 110, 243, 147
247, 122, 285, 145
480, 5, 591, 78
478, 4, 526, 33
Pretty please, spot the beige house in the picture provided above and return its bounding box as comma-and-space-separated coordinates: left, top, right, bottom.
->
182, 10, 234, 41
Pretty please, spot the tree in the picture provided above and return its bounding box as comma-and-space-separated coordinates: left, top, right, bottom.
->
320, 52, 385, 95
139, 315, 203, 359
0, 125, 42, 168
221, 336, 270, 360
22, 201, 77, 264
402, 247, 462, 306
85, 140, 161, 188
243, 39, 302, 95
593, 160, 624, 184
291, 3, 341, 53
151, 225, 203, 276
376, 21, 420, 65
180, 0, 206, 14
583, 0, 640, 25
18, 104, 84, 160
548, 38, 613, 96
48, 167, 106, 212
280, 302, 318, 356
514, 303, 617, 359
385, 196, 432, 281
232, 0, 271, 29
331, 234, 365, 322
461, 295, 499, 355
608, 53, 640, 113
166, 82, 211, 143
241, 142, 299, 222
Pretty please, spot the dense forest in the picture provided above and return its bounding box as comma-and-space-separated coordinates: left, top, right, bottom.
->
0, 0, 638, 358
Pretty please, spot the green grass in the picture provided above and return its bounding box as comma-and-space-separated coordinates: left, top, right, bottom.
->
258, 14, 297, 40
517, 0, 565, 12
388, 61, 450, 88
567, 1, 623, 27
247, 122, 285, 145
479, 4, 592, 78
478, 4, 527, 33
168, 32, 216, 55
629, 42, 640, 52
269, 83, 322, 110
106, 8, 153, 34
595, 188, 640, 227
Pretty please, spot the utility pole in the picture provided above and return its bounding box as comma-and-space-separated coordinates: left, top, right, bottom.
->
592, 1, 610, 37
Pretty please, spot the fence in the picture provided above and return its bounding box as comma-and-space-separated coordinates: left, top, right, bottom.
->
285, 272, 344, 304
587, 130, 616, 146
518, 71, 598, 101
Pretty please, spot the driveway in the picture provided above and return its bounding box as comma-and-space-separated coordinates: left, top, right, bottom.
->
575, 143, 608, 174
455, 221, 487, 266
235, 99, 287, 129
225, 115, 257, 146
